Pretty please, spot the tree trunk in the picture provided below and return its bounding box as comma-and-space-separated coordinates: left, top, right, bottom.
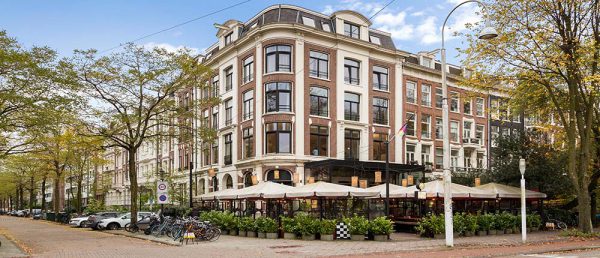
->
128, 148, 139, 224
29, 176, 35, 216
76, 177, 83, 214
53, 178, 60, 213
41, 177, 47, 212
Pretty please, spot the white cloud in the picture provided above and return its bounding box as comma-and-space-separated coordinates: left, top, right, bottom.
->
142, 42, 199, 55
411, 11, 425, 17
373, 12, 414, 40
416, 16, 440, 44
321, 0, 384, 17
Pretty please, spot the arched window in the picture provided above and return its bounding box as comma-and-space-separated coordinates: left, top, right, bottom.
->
223, 174, 234, 189
265, 169, 293, 186
198, 179, 205, 195
243, 172, 253, 187
212, 177, 219, 192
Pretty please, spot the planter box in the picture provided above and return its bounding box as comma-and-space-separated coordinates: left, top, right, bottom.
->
239, 231, 247, 237
488, 230, 497, 235
283, 232, 296, 239
266, 232, 278, 239
497, 230, 505, 235
464, 231, 474, 237
513, 228, 520, 234
373, 235, 388, 241
476, 231, 487, 236
258, 232, 266, 238
532, 228, 539, 232
229, 230, 238, 236
221, 230, 229, 235
433, 234, 444, 239
505, 229, 513, 234
320, 234, 334, 241
247, 231, 257, 238
351, 235, 365, 241
302, 234, 316, 241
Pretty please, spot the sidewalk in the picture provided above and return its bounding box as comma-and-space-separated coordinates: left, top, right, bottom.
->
0, 234, 28, 258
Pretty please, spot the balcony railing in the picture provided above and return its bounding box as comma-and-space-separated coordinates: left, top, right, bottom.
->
462, 138, 481, 145
344, 113, 360, 121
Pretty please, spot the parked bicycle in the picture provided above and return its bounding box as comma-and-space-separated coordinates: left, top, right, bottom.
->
546, 216, 568, 230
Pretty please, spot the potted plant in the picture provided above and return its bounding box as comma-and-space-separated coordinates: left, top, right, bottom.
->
239, 217, 254, 237
263, 217, 279, 239
493, 213, 505, 235
245, 217, 258, 237
281, 216, 296, 239
220, 211, 238, 236
500, 212, 514, 234
229, 217, 239, 236
527, 214, 541, 232
294, 213, 317, 240
453, 213, 467, 237
344, 215, 369, 241
255, 217, 267, 238
416, 214, 444, 238
464, 214, 478, 237
477, 214, 493, 236
369, 217, 394, 241
318, 219, 337, 241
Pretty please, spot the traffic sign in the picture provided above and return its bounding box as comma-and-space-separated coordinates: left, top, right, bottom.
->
157, 180, 169, 204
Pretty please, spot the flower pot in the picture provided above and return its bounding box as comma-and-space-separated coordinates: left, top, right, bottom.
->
320, 234, 334, 241
465, 231, 474, 237
222, 230, 229, 235
532, 227, 539, 232
351, 234, 365, 241
488, 230, 497, 235
258, 232, 266, 238
373, 235, 388, 241
476, 231, 487, 236
433, 234, 444, 239
266, 232, 278, 239
526, 228, 532, 233
505, 229, 513, 234
302, 234, 316, 240
247, 231, 257, 238
497, 229, 505, 235
229, 230, 238, 236
239, 231, 247, 237
283, 232, 296, 239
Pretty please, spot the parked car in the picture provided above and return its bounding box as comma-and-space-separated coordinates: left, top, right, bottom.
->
69, 214, 91, 227
87, 212, 119, 230
98, 212, 152, 230
32, 212, 43, 220
15, 210, 28, 217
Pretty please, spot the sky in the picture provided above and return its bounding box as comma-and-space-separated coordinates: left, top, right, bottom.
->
1, 0, 484, 65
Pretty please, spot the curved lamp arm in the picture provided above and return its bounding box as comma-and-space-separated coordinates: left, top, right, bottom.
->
441, 0, 490, 50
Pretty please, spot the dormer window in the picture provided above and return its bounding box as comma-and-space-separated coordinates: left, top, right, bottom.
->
344, 22, 360, 39
421, 57, 432, 68
302, 16, 315, 27
322, 22, 331, 32
369, 35, 381, 45
224, 32, 233, 46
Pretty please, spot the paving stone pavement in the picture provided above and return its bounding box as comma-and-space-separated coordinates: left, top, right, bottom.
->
1, 216, 598, 258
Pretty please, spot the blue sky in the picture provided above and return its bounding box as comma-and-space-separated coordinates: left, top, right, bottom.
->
2, 0, 483, 64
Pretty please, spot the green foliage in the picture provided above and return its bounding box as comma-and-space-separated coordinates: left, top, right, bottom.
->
343, 215, 370, 235
526, 214, 542, 229
84, 199, 104, 214
415, 214, 445, 236
280, 216, 296, 233
219, 211, 238, 231
495, 212, 515, 230
257, 217, 278, 233
369, 217, 394, 235
465, 214, 479, 232
293, 213, 319, 236
484, 134, 570, 199
453, 213, 467, 235
477, 213, 494, 231
318, 219, 337, 235
239, 217, 256, 232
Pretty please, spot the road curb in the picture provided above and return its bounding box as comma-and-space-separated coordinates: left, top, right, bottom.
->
101, 230, 182, 247
480, 245, 600, 257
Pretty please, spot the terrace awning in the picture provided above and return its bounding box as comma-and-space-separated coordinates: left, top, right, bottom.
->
218, 181, 295, 199
196, 188, 239, 201
402, 180, 496, 199
366, 183, 408, 198
284, 181, 379, 198
476, 183, 547, 199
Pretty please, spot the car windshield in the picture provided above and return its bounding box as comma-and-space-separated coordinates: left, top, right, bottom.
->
118, 213, 129, 218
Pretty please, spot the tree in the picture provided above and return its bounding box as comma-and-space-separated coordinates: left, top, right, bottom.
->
0, 30, 74, 158
462, 0, 599, 232
62, 44, 215, 224
485, 134, 571, 199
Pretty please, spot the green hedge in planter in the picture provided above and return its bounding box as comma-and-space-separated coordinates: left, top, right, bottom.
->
465, 214, 479, 233
453, 213, 467, 235
495, 212, 515, 231
220, 211, 239, 232
526, 214, 542, 229
477, 213, 494, 232
281, 216, 296, 233
261, 217, 278, 233
369, 217, 393, 235
319, 219, 337, 235
343, 215, 369, 235
239, 217, 256, 232
415, 214, 445, 237
294, 213, 319, 236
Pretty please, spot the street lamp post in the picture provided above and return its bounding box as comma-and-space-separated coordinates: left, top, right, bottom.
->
440, 0, 498, 247
519, 158, 526, 243
159, 168, 165, 220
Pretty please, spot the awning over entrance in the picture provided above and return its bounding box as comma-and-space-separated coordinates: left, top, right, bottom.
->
304, 159, 425, 172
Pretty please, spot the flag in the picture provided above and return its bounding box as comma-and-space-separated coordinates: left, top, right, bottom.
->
397, 123, 407, 138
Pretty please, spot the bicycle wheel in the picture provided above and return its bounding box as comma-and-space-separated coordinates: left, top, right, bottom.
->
151, 225, 162, 237
557, 221, 567, 230
207, 227, 221, 242
125, 223, 139, 233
